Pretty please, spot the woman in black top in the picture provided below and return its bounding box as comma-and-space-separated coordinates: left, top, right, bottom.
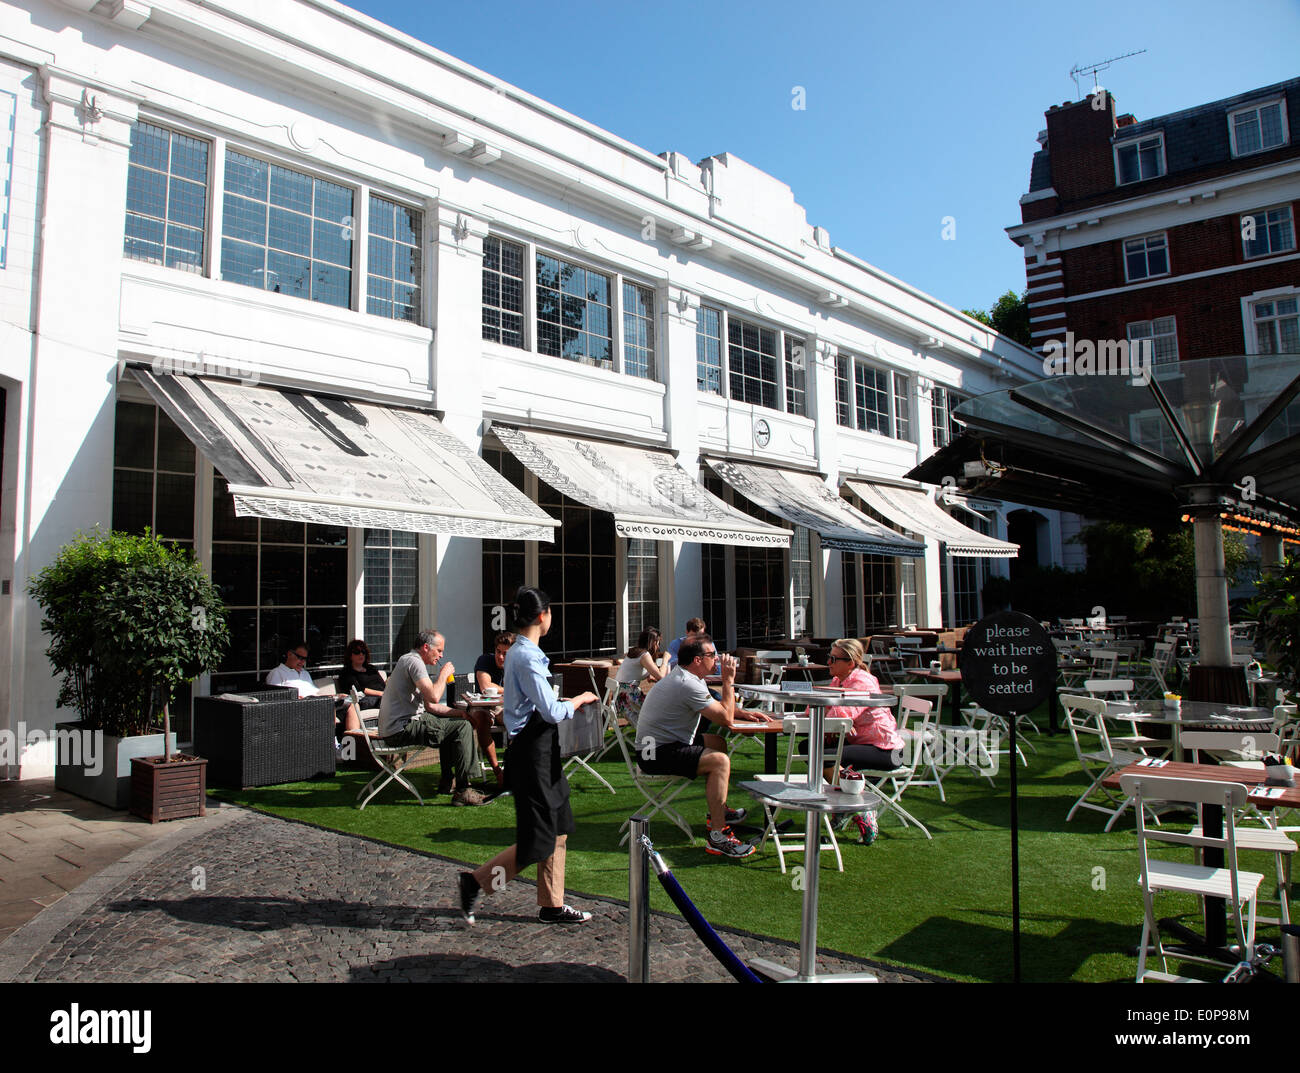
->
336, 640, 385, 713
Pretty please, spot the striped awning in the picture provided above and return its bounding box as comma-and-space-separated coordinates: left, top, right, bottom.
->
132, 369, 558, 540
705, 459, 925, 557
492, 425, 790, 546
845, 481, 1019, 558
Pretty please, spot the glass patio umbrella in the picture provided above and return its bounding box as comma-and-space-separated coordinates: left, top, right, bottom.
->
908, 354, 1300, 701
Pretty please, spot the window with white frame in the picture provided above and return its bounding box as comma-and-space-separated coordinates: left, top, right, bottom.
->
1124, 233, 1169, 282
852, 362, 890, 435
124, 122, 209, 271
112, 401, 195, 551
221, 150, 354, 307
835, 354, 852, 426
626, 537, 660, 642
482, 235, 526, 348
697, 306, 724, 394
931, 386, 965, 448
536, 253, 613, 370
728, 317, 779, 409
893, 374, 911, 441
622, 281, 656, 379
1229, 100, 1288, 157
1252, 296, 1299, 354
208, 477, 349, 693
481, 444, 528, 654
701, 471, 730, 647
1242, 206, 1296, 260
695, 307, 807, 414
363, 528, 420, 666
784, 335, 807, 416
791, 526, 813, 637
1114, 134, 1165, 185
1126, 316, 1179, 366
837, 354, 909, 439
899, 559, 918, 628
124, 122, 426, 323
366, 196, 422, 324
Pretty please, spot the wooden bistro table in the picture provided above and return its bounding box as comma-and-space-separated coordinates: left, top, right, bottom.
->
1099, 700, 1273, 762
906, 668, 965, 721
1104, 759, 1300, 957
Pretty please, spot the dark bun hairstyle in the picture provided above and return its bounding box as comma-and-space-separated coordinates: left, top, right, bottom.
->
509, 586, 551, 629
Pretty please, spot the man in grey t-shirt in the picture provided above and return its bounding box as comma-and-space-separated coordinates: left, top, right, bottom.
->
379, 630, 486, 807
635, 635, 777, 859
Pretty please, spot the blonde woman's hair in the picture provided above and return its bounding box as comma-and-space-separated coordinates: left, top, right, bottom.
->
832, 637, 866, 670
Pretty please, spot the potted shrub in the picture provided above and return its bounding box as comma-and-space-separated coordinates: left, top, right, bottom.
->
1249, 553, 1300, 696
28, 528, 229, 814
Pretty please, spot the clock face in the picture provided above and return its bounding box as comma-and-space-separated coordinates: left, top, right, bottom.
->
754, 419, 771, 448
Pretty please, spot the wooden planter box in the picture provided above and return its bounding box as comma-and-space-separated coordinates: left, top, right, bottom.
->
130, 754, 208, 823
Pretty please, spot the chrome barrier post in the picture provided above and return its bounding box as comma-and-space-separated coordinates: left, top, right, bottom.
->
628, 814, 650, 983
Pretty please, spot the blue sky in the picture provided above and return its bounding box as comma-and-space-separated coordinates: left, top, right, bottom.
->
347, 0, 1299, 317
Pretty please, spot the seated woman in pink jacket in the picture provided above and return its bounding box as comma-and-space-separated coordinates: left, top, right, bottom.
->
820, 638, 902, 845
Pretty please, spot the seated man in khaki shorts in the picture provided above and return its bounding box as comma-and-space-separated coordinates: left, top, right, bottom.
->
634, 635, 778, 859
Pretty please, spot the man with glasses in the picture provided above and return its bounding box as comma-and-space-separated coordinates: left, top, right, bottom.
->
635, 635, 778, 858
379, 630, 487, 807
267, 640, 362, 734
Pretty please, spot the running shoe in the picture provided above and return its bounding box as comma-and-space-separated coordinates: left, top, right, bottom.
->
457, 871, 483, 924
724, 807, 748, 825
706, 826, 757, 859
538, 904, 592, 924
452, 786, 489, 806
855, 813, 878, 845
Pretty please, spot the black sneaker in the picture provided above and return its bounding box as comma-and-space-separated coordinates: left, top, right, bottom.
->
725, 807, 748, 824
457, 871, 483, 924
706, 826, 757, 859
538, 904, 592, 924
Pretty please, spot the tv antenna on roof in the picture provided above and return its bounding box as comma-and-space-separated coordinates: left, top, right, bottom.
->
1069, 50, 1147, 99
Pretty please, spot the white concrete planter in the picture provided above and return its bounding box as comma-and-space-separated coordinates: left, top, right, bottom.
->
53, 722, 178, 810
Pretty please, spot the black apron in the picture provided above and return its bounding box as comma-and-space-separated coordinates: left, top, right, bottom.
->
507, 710, 575, 869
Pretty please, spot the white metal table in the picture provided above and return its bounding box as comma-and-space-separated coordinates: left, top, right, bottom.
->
735, 683, 895, 983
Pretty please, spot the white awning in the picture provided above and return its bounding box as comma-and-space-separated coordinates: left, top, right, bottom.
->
705, 459, 925, 558
845, 480, 1019, 558
131, 369, 558, 540
492, 426, 790, 547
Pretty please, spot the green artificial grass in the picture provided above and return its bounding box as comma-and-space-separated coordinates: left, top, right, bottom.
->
210, 704, 1281, 983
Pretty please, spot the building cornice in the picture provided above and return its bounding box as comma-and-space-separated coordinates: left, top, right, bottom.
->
1008, 157, 1300, 244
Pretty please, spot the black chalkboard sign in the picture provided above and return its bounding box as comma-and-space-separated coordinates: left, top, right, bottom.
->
959, 612, 1056, 716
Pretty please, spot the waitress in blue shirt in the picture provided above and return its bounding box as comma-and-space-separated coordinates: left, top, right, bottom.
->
457, 587, 599, 925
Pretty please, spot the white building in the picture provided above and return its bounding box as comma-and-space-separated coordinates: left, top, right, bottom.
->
0, 0, 1056, 778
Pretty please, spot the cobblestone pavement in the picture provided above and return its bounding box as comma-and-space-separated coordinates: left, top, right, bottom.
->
0, 803, 934, 983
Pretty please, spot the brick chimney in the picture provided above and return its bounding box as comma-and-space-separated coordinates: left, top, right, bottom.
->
1044, 91, 1118, 204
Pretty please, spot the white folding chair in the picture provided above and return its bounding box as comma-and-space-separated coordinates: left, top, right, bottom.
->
755, 716, 851, 873
1084, 677, 1165, 756
356, 714, 426, 810
613, 714, 694, 845
891, 683, 948, 799
961, 704, 1030, 769
1180, 731, 1294, 927
852, 695, 932, 840
1061, 694, 1150, 831
754, 650, 792, 686
1120, 773, 1264, 982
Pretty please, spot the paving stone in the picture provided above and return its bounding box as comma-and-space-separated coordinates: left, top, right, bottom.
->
0, 790, 935, 984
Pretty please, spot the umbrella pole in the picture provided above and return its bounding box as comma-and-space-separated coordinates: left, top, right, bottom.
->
1191, 510, 1230, 667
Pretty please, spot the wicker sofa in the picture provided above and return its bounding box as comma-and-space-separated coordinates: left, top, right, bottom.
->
193, 687, 336, 788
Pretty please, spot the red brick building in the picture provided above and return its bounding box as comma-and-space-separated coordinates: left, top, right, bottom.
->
1008, 79, 1300, 366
